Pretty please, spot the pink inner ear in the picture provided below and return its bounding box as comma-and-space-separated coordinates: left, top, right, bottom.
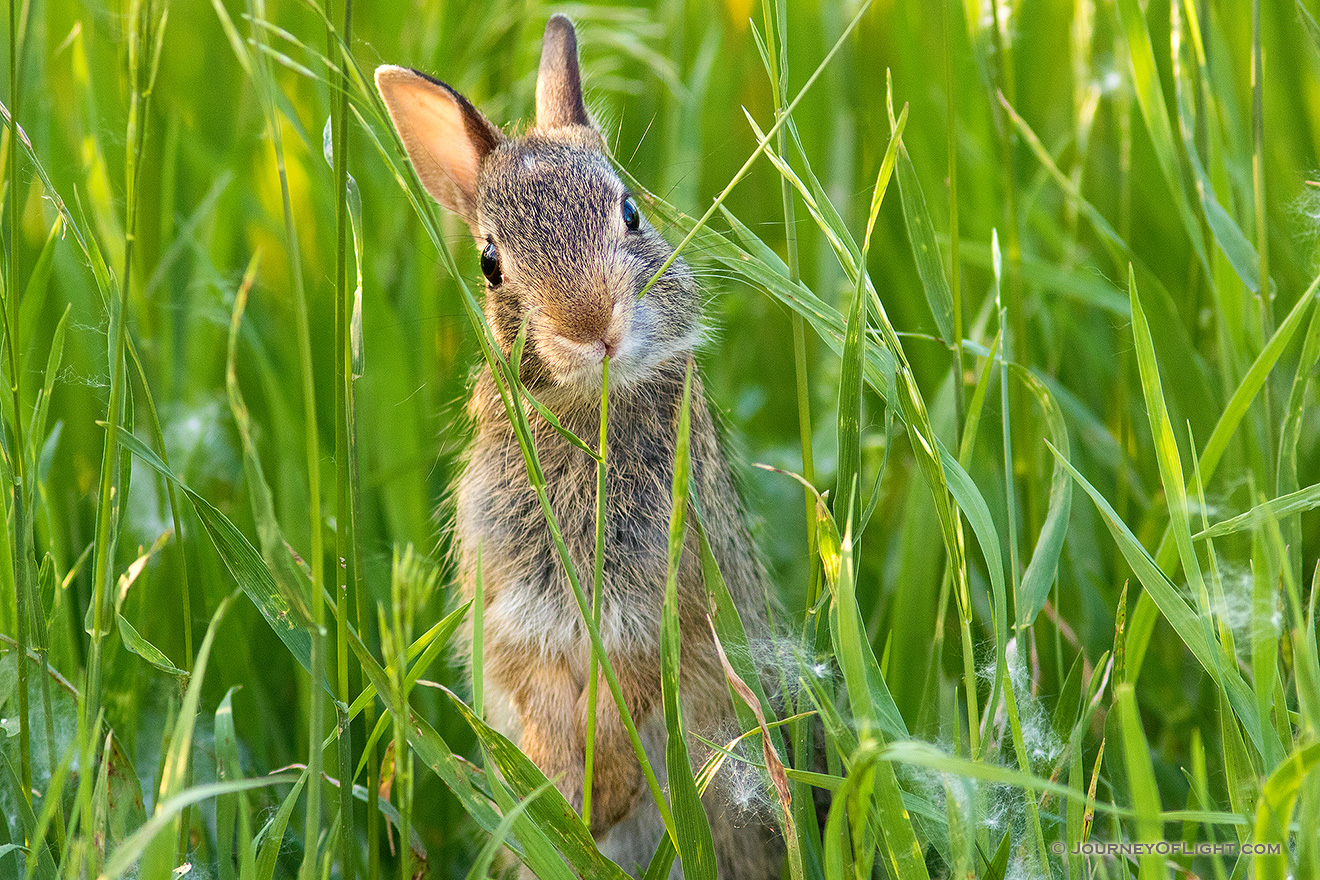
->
377, 67, 485, 217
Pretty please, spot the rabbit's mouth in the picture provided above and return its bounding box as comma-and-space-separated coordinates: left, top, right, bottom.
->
533, 300, 634, 391
531, 298, 697, 396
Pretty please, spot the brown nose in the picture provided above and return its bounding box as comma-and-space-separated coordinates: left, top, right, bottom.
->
554, 303, 611, 344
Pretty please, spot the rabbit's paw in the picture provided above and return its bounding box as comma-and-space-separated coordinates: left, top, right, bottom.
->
585, 751, 643, 835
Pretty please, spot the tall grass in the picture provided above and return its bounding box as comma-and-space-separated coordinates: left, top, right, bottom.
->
1, 0, 1318, 878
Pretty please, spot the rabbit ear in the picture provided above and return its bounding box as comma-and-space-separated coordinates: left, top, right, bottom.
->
375, 65, 504, 220
536, 15, 592, 130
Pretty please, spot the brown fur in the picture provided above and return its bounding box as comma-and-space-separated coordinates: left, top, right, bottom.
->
377, 15, 783, 878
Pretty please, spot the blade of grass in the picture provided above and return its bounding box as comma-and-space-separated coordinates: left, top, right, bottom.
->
582, 356, 609, 828
659, 362, 716, 879
462, 780, 557, 880
1011, 365, 1072, 627
1116, 684, 1169, 880
1127, 273, 1318, 682
441, 689, 630, 880
101, 776, 299, 880
0, 744, 56, 880
760, 0, 820, 618
1115, 0, 1210, 275
636, 0, 873, 298
1127, 263, 1212, 631
1193, 484, 1320, 540
253, 774, 305, 880
137, 592, 237, 880
1047, 442, 1275, 761
1253, 744, 1320, 880
215, 687, 255, 880
109, 427, 320, 683
222, 0, 330, 869
830, 521, 929, 880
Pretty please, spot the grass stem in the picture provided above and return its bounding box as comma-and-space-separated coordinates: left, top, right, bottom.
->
582, 356, 608, 827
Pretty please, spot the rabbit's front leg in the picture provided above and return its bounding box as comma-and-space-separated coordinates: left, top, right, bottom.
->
508, 656, 586, 809
575, 652, 657, 836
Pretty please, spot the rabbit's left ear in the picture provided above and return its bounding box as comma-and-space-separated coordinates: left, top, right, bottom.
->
376, 65, 503, 221
536, 14, 592, 130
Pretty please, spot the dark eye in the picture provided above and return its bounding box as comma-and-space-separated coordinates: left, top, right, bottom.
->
480, 240, 502, 286
622, 196, 640, 232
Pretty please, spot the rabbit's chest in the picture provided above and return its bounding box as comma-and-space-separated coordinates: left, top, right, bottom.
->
457, 413, 679, 656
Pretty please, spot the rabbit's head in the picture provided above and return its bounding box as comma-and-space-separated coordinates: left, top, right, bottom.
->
377, 15, 699, 398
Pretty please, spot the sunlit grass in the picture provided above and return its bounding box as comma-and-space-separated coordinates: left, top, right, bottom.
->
1, 0, 1318, 878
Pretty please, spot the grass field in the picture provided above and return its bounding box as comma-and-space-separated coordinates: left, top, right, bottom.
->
0, 0, 1318, 877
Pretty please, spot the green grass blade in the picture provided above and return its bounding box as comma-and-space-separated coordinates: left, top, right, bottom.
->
660, 362, 716, 879
109, 426, 320, 685
1047, 442, 1275, 761
892, 134, 955, 346
136, 592, 237, 880
835, 248, 865, 535
1128, 273, 1319, 682
102, 776, 299, 880
1115, 0, 1209, 274
252, 774, 305, 880
463, 779, 557, 880
113, 616, 186, 679
1253, 743, 1320, 880
636, 0, 874, 298
1194, 483, 1320, 541
1116, 684, 1169, 880
215, 687, 254, 880
1010, 365, 1072, 627
0, 741, 56, 880
441, 689, 630, 880
1127, 265, 1210, 607
829, 503, 928, 879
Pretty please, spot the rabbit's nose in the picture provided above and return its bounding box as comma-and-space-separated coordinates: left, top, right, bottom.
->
555, 304, 611, 345
553, 295, 625, 348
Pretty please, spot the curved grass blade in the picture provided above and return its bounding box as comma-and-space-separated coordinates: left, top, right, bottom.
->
463, 779, 557, 880
1011, 365, 1072, 627
1194, 484, 1320, 541
107, 426, 320, 689
835, 249, 865, 534
1252, 743, 1320, 880
114, 616, 186, 679
214, 687, 253, 880
100, 776, 299, 880
345, 600, 471, 728
1115, 0, 1209, 274
137, 592, 237, 880
441, 689, 630, 880
893, 135, 954, 345
1047, 443, 1274, 762
660, 362, 716, 880
252, 773, 304, 880
0, 738, 56, 880
1128, 265, 1209, 604
829, 517, 928, 880
1127, 273, 1319, 686
635, 0, 874, 298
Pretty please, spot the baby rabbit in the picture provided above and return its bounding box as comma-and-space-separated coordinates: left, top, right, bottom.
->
377, 15, 783, 878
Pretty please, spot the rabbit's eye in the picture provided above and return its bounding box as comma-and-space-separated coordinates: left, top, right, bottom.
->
622, 196, 640, 232
480, 241, 503, 286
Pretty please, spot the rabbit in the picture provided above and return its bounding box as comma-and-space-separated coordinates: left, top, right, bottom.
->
377, 14, 786, 878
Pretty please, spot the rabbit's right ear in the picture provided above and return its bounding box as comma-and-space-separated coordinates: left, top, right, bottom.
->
375, 65, 504, 220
